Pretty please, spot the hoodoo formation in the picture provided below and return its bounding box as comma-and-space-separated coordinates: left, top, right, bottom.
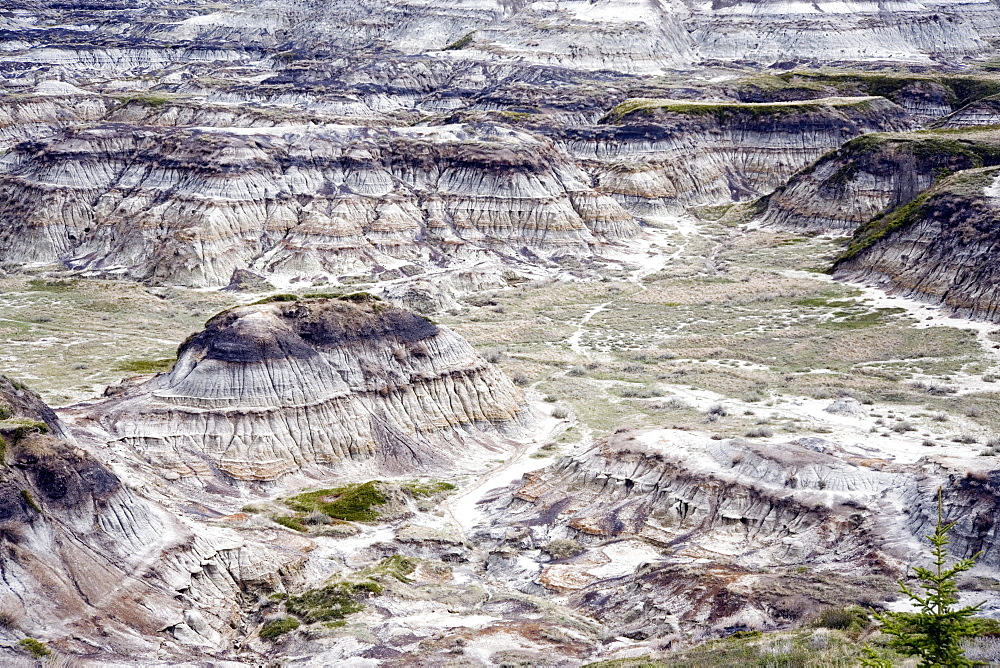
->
7, 0, 1000, 664
92, 296, 527, 480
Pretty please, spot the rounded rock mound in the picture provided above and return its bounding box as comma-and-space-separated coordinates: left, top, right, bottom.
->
93, 295, 528, 481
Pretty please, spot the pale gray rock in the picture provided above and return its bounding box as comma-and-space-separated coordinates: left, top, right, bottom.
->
0, 122, 637, 287
476, 427, 1000, 640
823, 396, 868, 418
89, 297, 528, 480
834, 166, 1000, 321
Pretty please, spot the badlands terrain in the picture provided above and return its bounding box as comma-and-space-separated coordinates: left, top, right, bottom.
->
5, 0, 1000, 665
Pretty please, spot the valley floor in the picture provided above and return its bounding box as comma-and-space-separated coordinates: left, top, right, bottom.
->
5, 211, 1000, 664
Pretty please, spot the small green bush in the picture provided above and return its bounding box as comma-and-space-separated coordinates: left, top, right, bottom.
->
813, 605, 871, 632
259, 617, 299, 640
544, 539, 584, 560
18, 638, 51, 658
273, 515, 306, 532
286, 581, 378, 622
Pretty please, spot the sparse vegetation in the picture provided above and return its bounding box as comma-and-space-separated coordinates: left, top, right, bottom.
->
285, 481, 387, 522
117, 358, 175, 374
285, 581, 381, 622
543, 539, 584, 560
259, 616, 300, 640
17, 638, 51, 658
865, 491, 985, 667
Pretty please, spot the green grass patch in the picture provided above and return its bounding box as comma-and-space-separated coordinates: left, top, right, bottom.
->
601, 97, 871, 124
793, 297, 856, 308
27, 279, 78, 293
357, 555, 418, 583
17, 638, 51, 658
21, 489, 40, 512
444, 31, 475, 50
0, 417, 49, 441
285, 481, 387, 522
116, 358, 175, 374
285, 581, 381, 622
820, 308, 907, 330
399, 480, 457, 498
273, 515, 307, 532
259, 616, 299, 640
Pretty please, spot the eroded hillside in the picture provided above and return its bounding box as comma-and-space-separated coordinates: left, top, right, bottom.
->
4, 0, 1000, 665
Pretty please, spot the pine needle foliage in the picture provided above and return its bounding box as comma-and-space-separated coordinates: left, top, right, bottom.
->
863, 489, 985, 668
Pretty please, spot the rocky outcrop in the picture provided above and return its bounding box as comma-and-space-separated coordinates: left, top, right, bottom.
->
154, 0, 1000, 72
564, 97, 914, 211
0, 122, 637, 287
89, 296, 527, 481
834, 166, 1000, 321
758, 130, 1000, 234
0, 85, 111, 151
476, 428, 999, 640
937, 95, 1000, 128
0, 377, 296, 659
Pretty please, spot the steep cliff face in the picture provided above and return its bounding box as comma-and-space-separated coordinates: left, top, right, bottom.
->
90, 296, 527, 481
565, 97, 914, 211
938, 95, 1000, 128
0, 122, 636, 287
758, 130, 1000, 234
834, 167, 1000, 321
153, 0, 999, 71
476, 428, 996, 640
0, 377, 292, 658
691, 0, 1000, 66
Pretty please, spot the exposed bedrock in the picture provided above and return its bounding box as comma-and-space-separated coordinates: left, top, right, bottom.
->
563, 96, 914, 211
2, 0, 993, 85
0, 377, 300, 658
0, 121, 637, 287
150, 0, 998, 71
758, 129, 1000, 234
0, 86, 112, 152
834, 166, 1000, 322
88, 297, 527, 481
476, 430, 1000, 639
938, 95, 1000, 128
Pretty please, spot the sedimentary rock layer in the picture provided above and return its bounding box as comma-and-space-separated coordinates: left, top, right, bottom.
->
565, 97, 914, 210
834, 166, 1000, 321
759, 130, 1000, 234
0, 377, 295, 657
478, 428, 999, 639
91, 296, 527, 480
0, 122, 636, 287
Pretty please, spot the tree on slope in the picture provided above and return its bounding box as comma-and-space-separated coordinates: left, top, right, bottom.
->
863, 489, 985, 668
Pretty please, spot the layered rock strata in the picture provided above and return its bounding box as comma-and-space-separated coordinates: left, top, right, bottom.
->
758, 130, 1000, 234
0, 377, 297, 657
90, 296, 527, 481
0, 122, 636, 287
477, 428, 998, 640
565, 97, 915, 211
834, 166, 1000, 321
